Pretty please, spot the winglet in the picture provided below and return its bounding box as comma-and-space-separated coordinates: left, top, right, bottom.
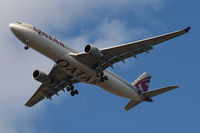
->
184, 27, 191, 33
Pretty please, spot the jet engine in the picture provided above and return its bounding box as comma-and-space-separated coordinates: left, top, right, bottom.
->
84, 44, 103, 58
33, 70, 51, 84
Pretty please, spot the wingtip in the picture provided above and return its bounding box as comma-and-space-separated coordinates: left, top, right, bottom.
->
174, 85, 179, 88
170, 85, 179, 89
184, 26, 191, 32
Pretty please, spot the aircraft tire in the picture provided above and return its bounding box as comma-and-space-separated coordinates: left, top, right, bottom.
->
66, 87, 70, 91
70, 91, 75, 96
104, 76, 108, 80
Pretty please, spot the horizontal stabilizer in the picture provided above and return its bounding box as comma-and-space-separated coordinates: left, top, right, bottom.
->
124, 100, 142, 111
142, 85, 178, 98
124, 85, 178, 111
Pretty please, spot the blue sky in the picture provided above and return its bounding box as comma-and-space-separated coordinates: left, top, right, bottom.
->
0, 0, 199, 133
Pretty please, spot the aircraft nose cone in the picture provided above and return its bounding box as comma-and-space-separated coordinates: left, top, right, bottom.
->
9, 23, 17, 33
9, 22, 24, 40
9, 23, 15, 29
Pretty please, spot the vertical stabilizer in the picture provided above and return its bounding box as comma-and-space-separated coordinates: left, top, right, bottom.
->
132, 72, 151, 94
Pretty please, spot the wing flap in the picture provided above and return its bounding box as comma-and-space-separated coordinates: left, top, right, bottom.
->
101, 45, 153, 70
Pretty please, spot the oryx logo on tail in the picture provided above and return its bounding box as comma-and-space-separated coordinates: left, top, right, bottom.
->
132, 72, 151, 94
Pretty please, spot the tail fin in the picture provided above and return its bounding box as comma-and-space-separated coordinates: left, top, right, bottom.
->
132, 72, 151, 94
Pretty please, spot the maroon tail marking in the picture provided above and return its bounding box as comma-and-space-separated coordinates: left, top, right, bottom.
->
135, 76, 151, 92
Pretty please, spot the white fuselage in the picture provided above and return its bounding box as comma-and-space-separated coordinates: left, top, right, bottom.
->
9, 22, 141, 100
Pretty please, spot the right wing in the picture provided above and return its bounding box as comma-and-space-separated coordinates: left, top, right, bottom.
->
99, 27, 191, 70
25, 65, 79, 107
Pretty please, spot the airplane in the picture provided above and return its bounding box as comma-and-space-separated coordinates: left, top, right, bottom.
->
9, 22, 191, 111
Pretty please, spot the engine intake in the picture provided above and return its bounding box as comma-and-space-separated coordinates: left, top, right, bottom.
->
84, 44, 103, 58
33, 70, 51, 84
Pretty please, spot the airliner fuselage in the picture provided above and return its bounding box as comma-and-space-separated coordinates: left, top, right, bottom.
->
9, 22, 189, 110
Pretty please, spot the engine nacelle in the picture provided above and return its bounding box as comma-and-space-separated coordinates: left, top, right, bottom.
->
33, 70, 51, 84
84, 44, 103, 58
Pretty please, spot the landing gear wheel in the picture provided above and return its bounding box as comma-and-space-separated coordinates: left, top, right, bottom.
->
104, 76, 108, 80
74, 90, 79, 95
100, 76, 108, 82
70, 91, 75, 96
66, 87, 70, 91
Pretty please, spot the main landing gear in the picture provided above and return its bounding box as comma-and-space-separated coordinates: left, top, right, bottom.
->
96, 71, 108, 82
66, 85, 78, 96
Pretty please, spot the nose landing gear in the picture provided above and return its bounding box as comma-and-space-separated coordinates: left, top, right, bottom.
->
24, 45, 30, 50
24, 40, 30, 50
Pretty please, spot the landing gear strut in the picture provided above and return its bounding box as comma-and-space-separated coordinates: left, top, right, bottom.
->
66, 85, 78, 96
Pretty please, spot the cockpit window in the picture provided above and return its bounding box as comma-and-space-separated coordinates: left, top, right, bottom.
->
16, 22, 22, 24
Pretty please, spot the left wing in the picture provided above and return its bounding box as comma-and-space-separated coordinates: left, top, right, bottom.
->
25, 65, 79, 107
72, 27, 191, 70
